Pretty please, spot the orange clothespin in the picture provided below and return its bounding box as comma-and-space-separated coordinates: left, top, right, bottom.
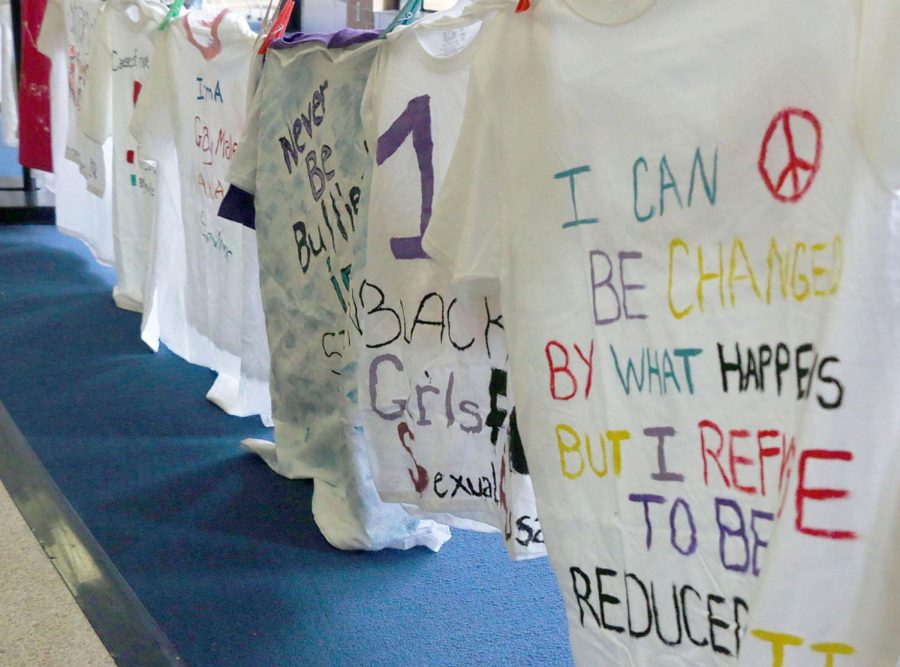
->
259, 0, 294, 54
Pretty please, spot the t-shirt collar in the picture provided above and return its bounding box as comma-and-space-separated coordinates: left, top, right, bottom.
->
183, 9, 229, 60
559, 0, 656, 25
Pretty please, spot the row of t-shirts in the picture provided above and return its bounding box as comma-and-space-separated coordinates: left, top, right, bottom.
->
425, 0, 900, 664
30, 0, 900, 660
129, 7, 272, 423
222, 8, 549, 555
0, 0, 19, 147
36, 0, 273, 425
223, 29, 451, 551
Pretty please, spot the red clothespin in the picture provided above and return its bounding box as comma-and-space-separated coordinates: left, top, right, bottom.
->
515, 0, 530, 13
259, 0, 294, 54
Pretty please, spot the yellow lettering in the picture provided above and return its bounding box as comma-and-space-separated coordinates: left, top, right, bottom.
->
810, 242, 830, 296
809, 642, 854, 667
585, 434, 608, 477
791, 242, 810, 301
697, 242, 725, 312
729, 237, 762, 306
751, 629, 804, 667
556, 423, 584, 480
668, 238, 692, 319
669, 235, 840, 316
766, 238, 791, 303
829, 234, 843, 295
607, 430, 631, 476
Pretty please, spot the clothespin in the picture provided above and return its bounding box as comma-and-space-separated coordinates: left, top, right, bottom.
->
515, 0, 530, 12
251, 0, 278, 52
158, 0, 185, 29
381, 0, 422, 37
258, 0, 293, 53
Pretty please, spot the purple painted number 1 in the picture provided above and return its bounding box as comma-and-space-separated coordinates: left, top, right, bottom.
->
376, 95, 434, 260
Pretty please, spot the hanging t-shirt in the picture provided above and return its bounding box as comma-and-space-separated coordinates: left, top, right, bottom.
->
18, 0, 52, 170
132, 9, 272, 423
79, 0, 167, 313
425, 0, 900, 664
37, 0, 108, 197
225, 29, 450, 551
37, 0, 115, 265
359, 11, 545, 559
214, 43, 275, 427
1, 0, 19, 147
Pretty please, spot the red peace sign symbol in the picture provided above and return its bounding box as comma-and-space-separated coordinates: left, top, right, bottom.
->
758, 108, 823, 203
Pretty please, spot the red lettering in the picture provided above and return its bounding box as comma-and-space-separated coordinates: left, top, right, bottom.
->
729, 429, 757, 494
546, 340, 594, 400
699, 419, 730, 487
546, 341, 577, 400
777, 436, 797, 519
574, 340, 595, 399
756, 429, 781, 496
795, 449, 856, 540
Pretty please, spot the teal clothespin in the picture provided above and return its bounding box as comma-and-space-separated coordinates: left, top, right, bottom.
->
380, 0, 422, 37
159, 0, 185, 30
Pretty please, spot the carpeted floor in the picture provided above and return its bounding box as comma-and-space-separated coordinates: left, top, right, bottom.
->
0, 224, 572, 667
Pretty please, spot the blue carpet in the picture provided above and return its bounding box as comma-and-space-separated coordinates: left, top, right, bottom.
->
0, 225, 572, 667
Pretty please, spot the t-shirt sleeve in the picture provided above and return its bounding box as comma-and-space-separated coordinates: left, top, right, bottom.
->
78, 4, 112, 142
35, 0, 63, 58
422, 70, 503, 294
129, 31, 173, 162
358, 43, 384, 156
857, 0, 900, 192
218, 184, 255, 227
225, 54, 262, 195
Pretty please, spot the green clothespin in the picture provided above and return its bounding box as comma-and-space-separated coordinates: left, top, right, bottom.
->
381, 0, 422, 36
159, 0, 185, 30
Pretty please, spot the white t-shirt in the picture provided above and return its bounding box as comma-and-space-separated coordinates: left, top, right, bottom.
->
227, 29, 450, 551
79, 0, 167, 312
426, 0, 900, 664
132, 9, 271, 423
37, 0, 115, 266
359, 11, 545, 560
37, 0, 108, 197
0, 0, 18, 147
